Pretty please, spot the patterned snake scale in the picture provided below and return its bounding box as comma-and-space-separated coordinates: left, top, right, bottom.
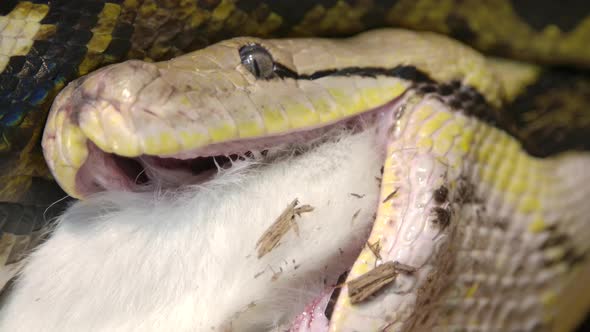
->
2, 1, 590, 331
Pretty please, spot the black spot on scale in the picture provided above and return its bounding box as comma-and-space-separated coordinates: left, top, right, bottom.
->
540, 231, 569, 250
103, 38, 133, 61
0, 0, 18, 16
437, 84, 454, 96
446, 14, 477, 44
111, 22, 135, 40
418, 84, 437, 94
504, 68, 590, 157
29, 40, 51, 57
3, 56, 27, 76
197, 0, 222, 10
542, 246, 587, 269
510, 0, 590, 32
415, 80, 498, 124
563, 249, 587, 267
536, 225, 587, 269
358, 0, 400, 30
433, 186, 448, 204
236, 0, 337, 32
73, 13, 99, 30
0, 74, 18, 93
430, 207, 451, 229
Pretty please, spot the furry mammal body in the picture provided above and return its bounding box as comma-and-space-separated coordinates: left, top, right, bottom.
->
0, 129, 381, 331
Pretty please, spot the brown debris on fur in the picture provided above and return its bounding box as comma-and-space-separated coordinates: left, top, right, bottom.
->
256, 199, 314, 258
347, 261, 398, 304
366, 240, 382, 261
347, 261, 418, 304
350, 209, 361, 226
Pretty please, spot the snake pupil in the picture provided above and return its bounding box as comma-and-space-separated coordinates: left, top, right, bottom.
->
239, 44, 275, 79
253, 59, 261, 77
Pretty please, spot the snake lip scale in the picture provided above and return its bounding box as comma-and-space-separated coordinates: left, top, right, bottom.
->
39, 29, 590, 331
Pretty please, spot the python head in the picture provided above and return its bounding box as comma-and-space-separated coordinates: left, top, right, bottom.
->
41, 29, 590, 331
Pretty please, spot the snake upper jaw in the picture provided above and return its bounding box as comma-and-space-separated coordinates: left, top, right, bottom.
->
41, 58, 402, 199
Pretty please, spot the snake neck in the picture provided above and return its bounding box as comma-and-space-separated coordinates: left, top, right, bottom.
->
326, 94, 590, 331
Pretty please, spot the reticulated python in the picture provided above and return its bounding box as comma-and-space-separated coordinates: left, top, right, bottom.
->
1, 1, 590, 331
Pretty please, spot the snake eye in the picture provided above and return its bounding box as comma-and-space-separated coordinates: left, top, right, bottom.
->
239, 44, 275, 79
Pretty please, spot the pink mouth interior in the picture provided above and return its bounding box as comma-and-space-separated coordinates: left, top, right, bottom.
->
75, 141, 248, 196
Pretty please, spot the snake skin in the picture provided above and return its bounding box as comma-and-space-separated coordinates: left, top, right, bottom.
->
1, 0, 590, 330
331, 92, 590, 331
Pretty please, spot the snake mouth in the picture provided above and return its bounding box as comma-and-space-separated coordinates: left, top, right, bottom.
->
72, 113, 385, 197
75, 140, 248, 195
42, 67, 400, 199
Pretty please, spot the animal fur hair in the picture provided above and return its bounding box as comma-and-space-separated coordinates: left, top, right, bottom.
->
0, 128, 382, 331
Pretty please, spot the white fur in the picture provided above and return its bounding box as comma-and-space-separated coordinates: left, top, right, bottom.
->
0, 129, 382, 332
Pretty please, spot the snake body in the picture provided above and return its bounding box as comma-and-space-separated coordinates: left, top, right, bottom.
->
1, 1, 590, 331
